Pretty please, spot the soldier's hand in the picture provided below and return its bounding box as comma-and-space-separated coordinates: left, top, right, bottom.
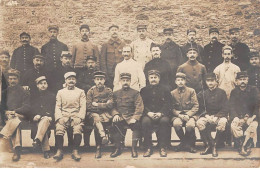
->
147, 112, 154, 119
15, 113, 24, 119
92, 102, 98, 107
178, 114, 185, 120
23, 86, 30, 91
183, 115, 190, 122
113, 115, 121, 123
129, 119, 136, 124
47, 117, 52, 122
155, 113, 162, 119
33, 115, 41, 121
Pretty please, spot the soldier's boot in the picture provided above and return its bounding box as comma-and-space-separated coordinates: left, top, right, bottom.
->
71, 149, 81, 161
53, 135, 64, 161
67, 128, 74, 150
237, 136, 245, 153
43, 151, 50, 159
12, 147, 21, 162
53, 149, 63, 161
131, 139, 138, 158
95, 145, 101, 159
110, 147, 121, 158
32, 138, 41, 149
185, 130, 197, 153
200, 129, 212, 155
96, 122, 109, 145
83, 129, 92, 147
71, 134, 82, 161
143, 148, 153, 157
174, 128, 185, 152
216, 131, 225, 148
159, 148, 167, 157
212, 131, 222, 157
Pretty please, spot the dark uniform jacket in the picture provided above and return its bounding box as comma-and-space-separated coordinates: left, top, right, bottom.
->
247, 66, 260, 91
41, 39, 68, 71
181, 42, 204, 63
229, 42, 250, 71
203, 41, 224, 72
10, 44, 39, 75
140, 84, 172, 117
144, 58, 174, 90
76, 67, 97, 94
197, 87, 229, 118
112, 87, 144, 124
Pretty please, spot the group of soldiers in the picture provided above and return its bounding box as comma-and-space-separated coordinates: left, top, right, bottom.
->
0, 23, 259, 162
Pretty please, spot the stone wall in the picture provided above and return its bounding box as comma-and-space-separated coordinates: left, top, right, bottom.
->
0, 0, 259, 54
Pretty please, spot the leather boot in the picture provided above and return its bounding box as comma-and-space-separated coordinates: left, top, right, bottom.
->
43, 151, 50, 159
174, 128, 185, 152
53, 149, 63, 161
212, 131, 222, 157
143, 148, 153, 157
110, 147, 121, 158
12, 147, 21, 162
53, 135, 64, 161
160, 148, 167, 157
131, 139, 138, 158
200, 129, 212, 155
71, 149, 81, 161
185, 130, 197, 153
95, 145, 101, 158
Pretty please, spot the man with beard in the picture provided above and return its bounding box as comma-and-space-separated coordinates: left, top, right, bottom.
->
160, 28, 183, 85
144, 43, 173, 90
86, 71, 113, 158
196, 73, 229, 157
181, 28, 204, 63
131, 25, 154, 69
140, 70, 172, 157
214, 45, 240, 99
100, 25, 126, 88
203, 28, 225, 72
72, 24, 100, 69
110, 73, 144, 158
41, 25, 68, 72
53, 72, 86, 161
113, 45, 146, 92
229, 28, 250, 71
0, 69, 30, 161
30, 76, 55, 159
10, 32, 39, 76
247, 51, 260, 91
230, 72, 259, 156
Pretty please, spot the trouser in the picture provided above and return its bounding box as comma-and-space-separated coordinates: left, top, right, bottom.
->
35, 117, 51, 152
110, 120, 140, 148
141, 116, 171, 149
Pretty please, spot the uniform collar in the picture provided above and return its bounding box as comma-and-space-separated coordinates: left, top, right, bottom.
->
178, 86, 186, 94
187, 60, 198, 66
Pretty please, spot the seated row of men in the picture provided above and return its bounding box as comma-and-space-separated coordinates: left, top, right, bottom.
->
0, 64, 259, 162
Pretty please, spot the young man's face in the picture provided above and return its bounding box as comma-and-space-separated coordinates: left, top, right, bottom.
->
175, 77, 186, 88
230, 32, 239, 42
20, 35, 30, 45
237, 77, 248, 88
187, 32, 196, 42
187, 50, 198, 61
122, 46, 132, 60
0, 54, 10, 67
8, 75, 19, 87
85, 59, 96, 70
223, 49, 232, 62
48, 29, 58, 40
137, 28, 147, 39
65, 76, 76, 87
120, 78, 131, 89
209, 32, 219, 43
80, 28, 90, 40
94, 77, 105, 88
148, 74, 160, 86
109, 27, 119, 39
206, 79, 217, 89
33, 58, 45, 70
249, 57, 259, 67
37, 80, 48, 91
151, 47, 161, 59
60, 56, 71, 67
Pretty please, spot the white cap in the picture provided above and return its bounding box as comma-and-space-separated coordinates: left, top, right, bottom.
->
64, 72, 76, 79
35, 76, 47, 84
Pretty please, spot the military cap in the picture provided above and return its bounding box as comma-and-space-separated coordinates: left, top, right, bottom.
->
93, 71, 106, 78
209, 28, 219, 35
109, 24, 119, 30
229, 27, 240, 34
0, 49, 10, 57
20, 32, 30, 38
187, 47, 198, 53
236, 71, 248, 79
176, 72, 186, 79
48, 25, 59, 31
205, 73, 217, 81
249, 51, 259, 58
222, 45, 232, 51
86, 55, 97, 62
163, 28, 173, 34
35, 76, 47, 84
33, 54, 46, 60
80, 24, 90, 31
148, 70, 160, 77
187, 28, 196, 35
61, 51, 72, 58
120, 73, 131, 79
7, 69, 20, 78
64, 72, 76, 79
137, 25, 147, 30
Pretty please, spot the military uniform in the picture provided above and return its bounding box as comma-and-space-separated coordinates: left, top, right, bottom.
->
181, 42, 204, 63
77, 67, 97, 93
247, 52, 260, 91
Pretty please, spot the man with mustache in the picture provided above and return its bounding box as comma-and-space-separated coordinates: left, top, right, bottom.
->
177, 47, 207, 93
144, 43, 174, 90
229, 28, 250, 71
53, 72, 86, 161
214, 45, 240, 99
10, 32, 39, 77
130, 24, 154, 69
0, 69, 30, 161
100, 25, 126, 88
72, 24, 99, 69
113, 45, 146, 92
140, 70, 172, 157
86, 71, 113, 158
41, 25, 68, 72
110, 73, 144, 158
196, 73, 229, 157
247, 51, 260, 91
230, 71, 259, 156
171, 72, 199, 153
203, 28, 225, 72
181, 28, 204, 63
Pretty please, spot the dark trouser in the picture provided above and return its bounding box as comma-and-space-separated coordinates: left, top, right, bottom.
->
110, 120, 141, 148
141, 116, 171, 149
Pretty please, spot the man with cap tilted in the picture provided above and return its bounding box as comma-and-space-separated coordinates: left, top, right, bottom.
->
229, 27, 250, 71
0, 69, 30, 161
41, 25, 68, 72
113, 45, 146, 92
140, 70, 172, 157
171, 72, 199, 153
230, 71, 259, 156
100, 24, 126, 88
203, 28, 225, 72
196, 73, 229, 157
213, 45, 240, 99
181, 28, 204, 63
10, 32, 39, 76
110, 72, 144, 158
86, 71, 113, 158
53, 71, 86, 161
130, 24, 154, 69
72, 24, 100, 69
177, 47, 207, 93
247, 51, 260, 91
30, 76, 55, 159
